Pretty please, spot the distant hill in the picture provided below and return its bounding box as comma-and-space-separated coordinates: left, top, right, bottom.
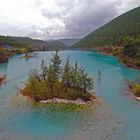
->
72, 6, 140, 49
59, 38, 80, 46
10, 36, 68, 50
0, 35, 25, 48
0, 35, 69, 63
46, 40, 69, 50
10, 36, 48, 47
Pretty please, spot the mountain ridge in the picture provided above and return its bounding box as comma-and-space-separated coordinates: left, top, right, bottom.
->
72, 6, 140, 48
10, 36, 68, 50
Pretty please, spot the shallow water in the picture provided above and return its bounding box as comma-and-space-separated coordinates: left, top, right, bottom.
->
0, 51, 140, 140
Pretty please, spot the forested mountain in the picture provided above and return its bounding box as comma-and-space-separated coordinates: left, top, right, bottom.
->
72, 6, 140, 48
11, 36, 68, 50
0, 35, 27, 48
0, 35, 68, 63
10, 36, 48, 48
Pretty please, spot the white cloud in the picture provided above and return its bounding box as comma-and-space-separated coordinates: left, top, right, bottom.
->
0, 0, 139, 39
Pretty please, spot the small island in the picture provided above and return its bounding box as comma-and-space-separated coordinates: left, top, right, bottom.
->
21, 48, 33, 59
21, 51, 96, 105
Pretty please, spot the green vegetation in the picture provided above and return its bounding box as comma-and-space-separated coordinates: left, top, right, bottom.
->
0, 35, 32, 63
0, 35, 69, 63
11, 36, 69, 51
95, 36, 140, 68
0, 47, 11, 63
38, 102, 91, 112
130, 82, 140, 97
120, 36, 140, 67
22, 51, 94, 102
0, 35, 20, 47
0, 35, 30, 48
0, 46, 33, 63
72, 6, 140, 68
72, 6, 140, 48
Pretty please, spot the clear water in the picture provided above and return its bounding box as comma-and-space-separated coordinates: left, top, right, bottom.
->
0, 51, 140, 140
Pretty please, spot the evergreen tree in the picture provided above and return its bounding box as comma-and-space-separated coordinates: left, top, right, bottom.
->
30, 69, 41, 82
24, 51, 94, 101
47, 64, 55, 96
51, 50, 61, 81
26, 71, 41, 101
40, 58, 47, 80
70, 61, 81, 88
123, 36, 138, 57
62, 57, 72, 88
79, 68, 93, 93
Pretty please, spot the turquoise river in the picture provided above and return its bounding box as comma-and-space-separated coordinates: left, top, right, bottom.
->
0, 51, 140, 140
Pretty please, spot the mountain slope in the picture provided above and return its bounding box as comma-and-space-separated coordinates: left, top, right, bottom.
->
46, 40, 69, 50
72, 6, 140, 48
0, 35, 27, 48
59, 38, 80, 46
11, 36, 68, 50
10, 36, 48, 47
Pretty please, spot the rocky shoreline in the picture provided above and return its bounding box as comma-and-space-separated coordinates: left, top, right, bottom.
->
39, 97, 96, 105
76, 48, 140, 70
20, 89, 96, 106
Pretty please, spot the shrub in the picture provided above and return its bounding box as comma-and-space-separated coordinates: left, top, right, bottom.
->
130, 83, 140, 97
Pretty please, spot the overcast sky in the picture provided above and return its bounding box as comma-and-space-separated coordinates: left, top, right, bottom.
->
0, 0, 139, 40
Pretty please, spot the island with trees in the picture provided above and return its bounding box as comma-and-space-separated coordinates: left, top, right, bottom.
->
21, 51, 96, 105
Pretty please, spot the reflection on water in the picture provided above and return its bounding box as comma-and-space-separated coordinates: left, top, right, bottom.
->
0, 51, 140, 140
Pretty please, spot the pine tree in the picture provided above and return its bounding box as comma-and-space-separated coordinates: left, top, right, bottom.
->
123, 36, 138, 57
30, 69, 41, 82
62, 57, 72, 88
51, 50, 61, 81
47, 64, 55, 97
79, 68, 93, 93
40, 58, 47, 81
25, 50, 94, 101
27, 71, 41, 101
70, 61, 80, 88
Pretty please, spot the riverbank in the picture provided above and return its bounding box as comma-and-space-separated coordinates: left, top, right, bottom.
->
96, 50, 140, 70
119, 59, 140, 70
0, 49, 12, 63
75, 47, 140, 70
